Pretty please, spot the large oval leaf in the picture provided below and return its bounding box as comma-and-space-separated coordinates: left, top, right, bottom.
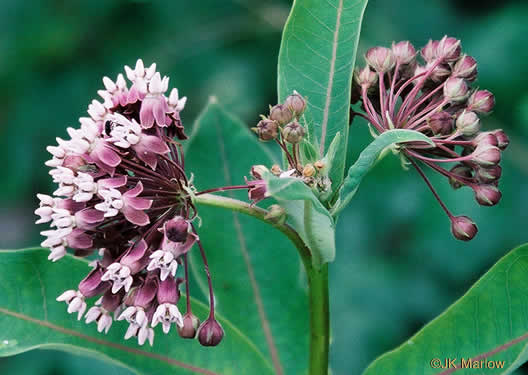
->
277, 0, 368, 192
0, 248, 273, 374
185, 100, 309, 375
363, 243, 528, 375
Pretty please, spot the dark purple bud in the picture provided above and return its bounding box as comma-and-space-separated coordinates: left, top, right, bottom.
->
492, 129, 509, 150
157, 276, 182, 305
354, 66, 378, 89
284, 91, 306, 116
421, 40, 439, 62
467, 90, 495, 113
248, 180, 268, 203
282, 121, 305, 144
449, 164, 473, 189
134, 276, 158, 308
450, 215, 478, 241
365, 47, 395, 72
101, 289, 124, 312
427, 111, 454, 135
472, 144, 501, 166
392, 41, 416, 65
456, 111, 480, 136
197, 317, 224, 346
473, 184, 502, 206
476, 165, 502, 183
79, 265, 109, 298
453, 55, 478, 81
253, 119, 279, 141
178, 313, 200, 339
444, 77, 469, 103
164, 217, 189, 243
436, 36, 461, 62
269, 104, 293, 125
250, 165, 268, 180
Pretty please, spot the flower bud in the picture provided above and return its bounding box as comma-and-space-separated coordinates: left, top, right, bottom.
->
282, 121, 305, 144
492, 129, 509, 150
476, 165, 502, 183
472, 144, 501, 166
303, 164, 316, 177
456, 111, 480, 136
453, 55, 477, 81
197, 317, 224, 346
270, 164, 282, 176
178, 313, 200, 339
314, 160, 325, 170
472, 132, 498, 148
428, 62, 451, 83
250, 165, 268, 180
264, 204, 287, 225
284, 91, 306, 116
427, 111, 454, 135
164, 217, 189, 243
269, 104, 293, 125
354, 66, 378, 89
392, 41, 416, 65
448, 164, 472, 189
443, 77, 469, 103
436, 36, 461, 62
253, 119, 279, 141
467, 90, 495, 114
248, 180, 268, 203
450, 215, 478, 241
421, 40, 439, 62
365, 47, 395, 72
473, 184, 502, 206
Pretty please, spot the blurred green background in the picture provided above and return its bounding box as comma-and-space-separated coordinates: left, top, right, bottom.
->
1, 0, 527, 374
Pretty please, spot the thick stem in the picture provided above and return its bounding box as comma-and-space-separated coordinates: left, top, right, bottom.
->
307, 264, 330, 375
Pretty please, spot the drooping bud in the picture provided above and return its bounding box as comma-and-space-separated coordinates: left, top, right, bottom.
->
472, 144, 501, 166
473, 184, 502, 206
456, 111, 480, 136
302, 164, 316, 177
354, 66, 378, 89
450, 215, 478, 241
427, 111, 454, 135
421, 40, 439, 62
282, 121, 305, 144
492, 129, 509, 150
365, 47, 395, 72
467, 90, 495, 114
443, 77, 469, 103
250, 165, 268, 180
392, 41, 416, 65
284, 91, 306, 116
197, 317, 224, 346
264, 204, 287, 225
269, 104, 293, 125
448, 164, 473, 189
178, 312, 200, 339
253, 119, 279, 141
164, 217, 189, 243
452, 55, 477, 81
476, 165, 502, 183
436, 36, 461, 62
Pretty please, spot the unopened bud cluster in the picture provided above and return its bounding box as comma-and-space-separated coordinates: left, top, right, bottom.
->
352, 36, 509, 241
35, 59, 223, 347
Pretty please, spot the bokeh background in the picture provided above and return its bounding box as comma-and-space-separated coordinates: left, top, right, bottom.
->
1, 0, 527, 374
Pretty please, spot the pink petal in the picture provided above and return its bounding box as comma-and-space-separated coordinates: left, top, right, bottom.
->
94, 144, 121, 168
153, 98, 168, 126
67, 229, 93, 249
123, 206, 150, 226
99, 175, 127, 189
128, 85, 140, 104
123, 239, 148, 264
124, 182, 143, 198
140, 135, 170, 154
76, 208, 104, 228
140, 100, 155, 128
126, 196, 152, 210
135, 147, 158, 169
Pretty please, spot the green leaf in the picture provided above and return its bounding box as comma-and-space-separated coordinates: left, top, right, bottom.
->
185, 99, 309, 374
0, 248, 273, 375
331, 129, 434, 216
263, 172, 336, 268
300, 139, 319, 165
363, 243, 528, 375
277, 0, 368, 192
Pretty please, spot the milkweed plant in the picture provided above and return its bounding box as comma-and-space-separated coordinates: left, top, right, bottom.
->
2, 1, 527, 375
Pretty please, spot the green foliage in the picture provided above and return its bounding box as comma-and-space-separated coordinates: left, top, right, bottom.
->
363, 243, 528, 375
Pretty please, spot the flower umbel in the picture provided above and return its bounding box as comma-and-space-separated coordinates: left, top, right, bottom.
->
36, 59, 222, 347
351, 37, 509, 240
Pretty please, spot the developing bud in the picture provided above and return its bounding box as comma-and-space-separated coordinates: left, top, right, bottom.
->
250, 165, 268, 179
177, 313, 200, 339
264, 204, 287, 225
443, 77, 469, 103
354, 66, 378, 89
476, 165, 502, 183
449, 164, 473, 189
492, 129, 509, 150
314, 160, 325, 170
284, 91, 306, 116
365, 47, 395, 72
456, 111, 480, 136
164, 217, 189, 243
392, 41, 416, 65
269, 104, 293, 125
270, 164, 282, 176
472, 132, 498, 148
436, 36, 461, 62
467, 90, 495, 114
253, 119, 279, 141
427, 111, 454, 135
421, 40, 439, 62
282, 121, 305, 143
450, 215, 478, 241
453, 55, 477, 81
197, 317, 224, 346
472, 144, 501, 166
428, 62, 451, 83
473, 184, 502, 206
302, 164, 316, 177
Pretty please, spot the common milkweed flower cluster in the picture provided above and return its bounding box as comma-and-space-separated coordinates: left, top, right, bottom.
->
35, 59, 224, 347
352, 36, 509, 240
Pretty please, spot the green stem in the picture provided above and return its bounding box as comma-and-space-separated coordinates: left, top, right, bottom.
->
193, 193, 330, 374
